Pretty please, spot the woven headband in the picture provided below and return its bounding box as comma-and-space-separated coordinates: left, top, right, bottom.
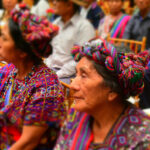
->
71, 39, 150, 97
10, 3, 59, 58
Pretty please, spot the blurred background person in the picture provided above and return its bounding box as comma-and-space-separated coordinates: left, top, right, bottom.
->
0, 0, 22, 20
123, 0, 150, 50
80, 0, 104, 29
0, 4, 66, 150
30, 0, 50, 17
98, 0, 130, 39
44, 0, 95, 84
54, 39, 150, 149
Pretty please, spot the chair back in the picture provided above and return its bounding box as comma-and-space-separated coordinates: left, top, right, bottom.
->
60, 81, 74, 110
0, 62, 7, 68
107, 34, 146, 54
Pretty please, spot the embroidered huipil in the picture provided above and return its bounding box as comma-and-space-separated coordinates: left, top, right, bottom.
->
0, 63, 66, 149
54, 104, 150, 150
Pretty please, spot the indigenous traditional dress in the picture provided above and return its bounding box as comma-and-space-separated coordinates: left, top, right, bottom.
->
0, 63, 66, 150
98, 13, 130, 39
54, 104, 150, 150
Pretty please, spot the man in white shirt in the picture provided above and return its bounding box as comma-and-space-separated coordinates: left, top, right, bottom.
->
44, 0, 95, 83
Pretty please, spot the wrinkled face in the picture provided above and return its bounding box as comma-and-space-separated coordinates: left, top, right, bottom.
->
135, 0, 150, 10
52, 0, 71, 16
2, 0, 18, 12
0, 22, 21, 63
107, 0, 123, 15
70, 57, 111, 113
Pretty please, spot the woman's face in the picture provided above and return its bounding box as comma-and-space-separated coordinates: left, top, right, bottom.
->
2, 0, 18, 12
135, 0, 150, 11
107, 0, 123, 15
70, 57, 111, 113
0, 22, 21, 63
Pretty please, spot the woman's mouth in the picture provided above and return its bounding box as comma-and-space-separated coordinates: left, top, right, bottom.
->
73, 97, 84, 104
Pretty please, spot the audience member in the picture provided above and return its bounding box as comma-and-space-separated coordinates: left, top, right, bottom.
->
54, 39, 150, 149
44, 0, 95, 84
123, 0, 150, 49
0, 0, 22, 20
98, 0, 130, 39
0, 4, 66, 149
30, 0, 50, 17
80, 0, 104, 29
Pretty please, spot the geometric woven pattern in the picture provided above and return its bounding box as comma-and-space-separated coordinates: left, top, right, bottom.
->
128, 115, 141, 125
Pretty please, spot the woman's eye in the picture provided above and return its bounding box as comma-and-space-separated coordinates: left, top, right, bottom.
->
81, 73, 87, 78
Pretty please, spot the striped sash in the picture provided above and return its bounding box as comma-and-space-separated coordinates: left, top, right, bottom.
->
110, 15, 130, 38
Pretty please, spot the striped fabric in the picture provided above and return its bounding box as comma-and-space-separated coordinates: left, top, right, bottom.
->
55, 104, 150, 149
110, 14, 131, 38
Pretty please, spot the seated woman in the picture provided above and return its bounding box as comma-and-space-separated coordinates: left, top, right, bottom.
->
98, 0, 130, 39
0, 3, 66, 150
54, 39, 150, 149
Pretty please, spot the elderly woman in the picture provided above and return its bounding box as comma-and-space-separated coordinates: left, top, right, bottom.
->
54, 39, 150, 149
98, 0, 130, 39
0, 3, 66, 150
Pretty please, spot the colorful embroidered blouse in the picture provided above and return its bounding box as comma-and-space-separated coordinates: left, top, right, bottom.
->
0, 63, 66, 149
54, 104, 150, 150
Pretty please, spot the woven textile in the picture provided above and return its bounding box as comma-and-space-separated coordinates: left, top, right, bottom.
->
10, 3, 59, 58
0, 64, 66, 149
55, 104, 150, 149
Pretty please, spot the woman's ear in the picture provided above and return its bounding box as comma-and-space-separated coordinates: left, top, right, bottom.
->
108, 91, 118, 102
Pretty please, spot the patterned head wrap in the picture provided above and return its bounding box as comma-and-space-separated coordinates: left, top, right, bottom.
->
10, 3, 59, 58
71, 39, 150, 97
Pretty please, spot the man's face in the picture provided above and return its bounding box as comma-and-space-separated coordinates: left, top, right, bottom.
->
52, 0, 70, 16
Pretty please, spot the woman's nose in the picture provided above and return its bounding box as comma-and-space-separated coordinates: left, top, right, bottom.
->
70, 77, 80, 91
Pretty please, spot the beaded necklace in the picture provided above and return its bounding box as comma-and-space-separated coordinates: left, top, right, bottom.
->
4, 65, 36, 106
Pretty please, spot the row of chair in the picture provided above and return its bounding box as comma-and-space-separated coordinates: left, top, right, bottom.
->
107, 34, 146, 54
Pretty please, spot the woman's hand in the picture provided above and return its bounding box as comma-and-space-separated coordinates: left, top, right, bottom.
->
9, 125, 48, 150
